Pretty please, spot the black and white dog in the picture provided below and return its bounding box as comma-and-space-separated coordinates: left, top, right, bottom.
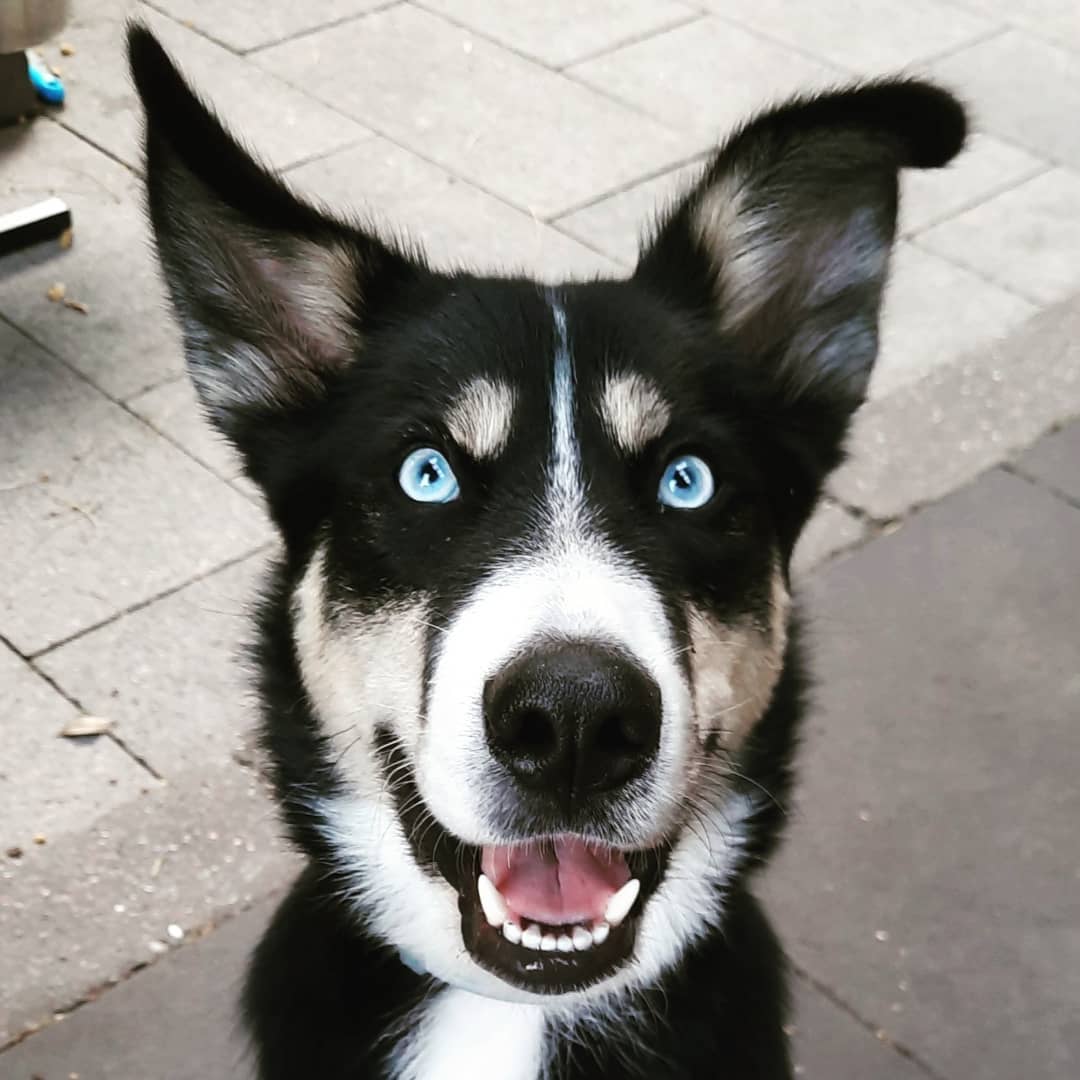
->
129, 26, 965, 1079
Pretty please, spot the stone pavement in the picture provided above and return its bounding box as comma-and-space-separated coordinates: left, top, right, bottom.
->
1, 0, 1078, 1075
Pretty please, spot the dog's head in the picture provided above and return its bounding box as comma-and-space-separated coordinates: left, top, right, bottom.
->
129, 27, 964, 1003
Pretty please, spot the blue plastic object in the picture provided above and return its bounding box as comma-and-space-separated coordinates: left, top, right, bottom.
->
26, 50, 65, 106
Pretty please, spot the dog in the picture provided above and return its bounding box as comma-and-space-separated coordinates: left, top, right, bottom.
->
128, 25, 965, 1079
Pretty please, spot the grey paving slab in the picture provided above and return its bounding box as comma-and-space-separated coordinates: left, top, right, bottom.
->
0, 119, 183, 402
871, 242, 1035, 399
126, 376, 256, 494
0, 765, 298, 1045
149, 0, 386, 53
928, 30, 1080, 170
917, 168, 1080, 307
37, 552, 271, 778
900, 132, 1049, 237
41, 1, 371, 174
569, 17, 839, 143
417, 0, 699, 68
0, 898, 267, 1077
285, 136, 618, 280
1010, 419, 1080, 504
791, 500, 868, 580
830, 291, 1080, 519
764, 469, 1080, 1080
947, 0, 1080, 52
704, 0, 996, 74
0, 324, 268, 655
0, 891, 919, 1080
256, 4, 700, 219
553, 157, 707, 267
0, 643, 152, 857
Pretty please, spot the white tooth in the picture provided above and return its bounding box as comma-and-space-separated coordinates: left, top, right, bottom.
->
556, 934, 574, 953
572, 926, 593, 951
503, 920, 522, 945
604, 878, 641, 927
477, 874, 509, 928
540, 933, 558, 952
591, 921, 610, 945
521, 924, 542, 950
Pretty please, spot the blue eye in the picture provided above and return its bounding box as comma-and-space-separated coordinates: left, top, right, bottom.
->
399, 448, 460, 504
658, 454, 714, 510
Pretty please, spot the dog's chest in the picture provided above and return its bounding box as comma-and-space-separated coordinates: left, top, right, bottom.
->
394, 989, 547, 1080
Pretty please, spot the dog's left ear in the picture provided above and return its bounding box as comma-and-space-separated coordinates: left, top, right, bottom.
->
636, 81, 966, 441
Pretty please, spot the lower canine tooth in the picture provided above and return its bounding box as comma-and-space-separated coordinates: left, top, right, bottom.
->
503, 921, 522, 945
556, 934, 574, 953
478, 874, 509, 928
591, 921, 610, 945
540, 933, 557, 952
604, 878, 641, 927
572, 926, 593, 951
521, 924, 542, 950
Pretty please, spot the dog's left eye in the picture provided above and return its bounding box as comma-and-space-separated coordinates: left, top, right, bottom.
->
658, 454, 714, 510
399, 448, 460, 503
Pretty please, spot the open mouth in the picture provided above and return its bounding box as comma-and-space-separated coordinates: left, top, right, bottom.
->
376, 733, 671, 994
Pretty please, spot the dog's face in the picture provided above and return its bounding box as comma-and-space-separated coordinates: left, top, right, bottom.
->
130, 29, 964, 1004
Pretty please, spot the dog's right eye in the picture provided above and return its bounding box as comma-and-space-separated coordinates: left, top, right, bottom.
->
398, 448, 460, 504
657, 454, 715, 510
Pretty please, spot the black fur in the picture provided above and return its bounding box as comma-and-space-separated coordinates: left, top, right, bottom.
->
129, 21, 966, 1078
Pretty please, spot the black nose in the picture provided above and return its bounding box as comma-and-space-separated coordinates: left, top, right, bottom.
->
483, 642, 661, 804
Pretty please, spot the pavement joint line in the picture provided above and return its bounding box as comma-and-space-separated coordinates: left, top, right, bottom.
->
0, 886, 290, 1056
906, 234, 1046, 307
280, 133, 378, 177
901, 162, 1054, 239
789, 963, 952, 1080
141, 0, 247, 56
999, 460, 1080, 513
894, 23, 1009, 72
549, 10, 708, 71
27, 540, 274, 663
936, 1, 1080, 61
243, 0, 407, 56
52, 116, 142, 179
545, 219, 635, 270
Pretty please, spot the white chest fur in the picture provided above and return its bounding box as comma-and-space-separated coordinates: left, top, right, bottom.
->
392, 989, 547, 1080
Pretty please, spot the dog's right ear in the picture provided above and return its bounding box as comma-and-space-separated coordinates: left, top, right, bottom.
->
128, 25, 419, 455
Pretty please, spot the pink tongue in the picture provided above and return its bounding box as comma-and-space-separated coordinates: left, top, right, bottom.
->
482, 837, 631, 925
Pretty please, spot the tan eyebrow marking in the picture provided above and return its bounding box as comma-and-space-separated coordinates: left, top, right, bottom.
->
599, 372, 672, 454
445, 376, 516, 460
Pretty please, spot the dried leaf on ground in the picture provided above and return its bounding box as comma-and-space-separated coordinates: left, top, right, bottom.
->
46, 282, 66, 302
59, 714, 113, 738
63, 298, 90, 314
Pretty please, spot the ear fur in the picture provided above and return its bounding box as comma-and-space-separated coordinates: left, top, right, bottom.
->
636, 81, 967, 410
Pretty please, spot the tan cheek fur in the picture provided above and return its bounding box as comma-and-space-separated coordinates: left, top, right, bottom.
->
686, 569, 790, 749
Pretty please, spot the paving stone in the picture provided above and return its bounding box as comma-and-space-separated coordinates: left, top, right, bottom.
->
704, 0, 995, 74
762, 469, 1080, 1080
871, 243, 1035, 398
0, 324, 268, 655
37, 552, 272, 777
553, 157, 708, 267
284, 136, 618, 280
791, 500, 867, 579
0, 897, 268, 1076
151, 0, 386, 53
0, 119, 183, 401
1010, 419, 1080, 504
918, 168, 1080, 306
0, 892, 919, 1080
928, 30, 1080, 170
417, 0, 699, 68
41, 1, 370, 173
830, 292, 1080, 519
0, 643, 152, 858
0, 764, 298, 1045
900, 132, 1049, 236
947, 0, 1080, 52
126, 376, 257, 495
256, 4, 700, 219
568, 16, 839, 142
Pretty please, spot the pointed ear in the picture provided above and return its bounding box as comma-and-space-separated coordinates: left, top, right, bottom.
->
127, 25, 420, 446
635, 81, 966, 413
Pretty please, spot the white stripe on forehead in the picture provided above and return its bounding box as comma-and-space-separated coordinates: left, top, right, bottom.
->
547, 294, 585, 532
